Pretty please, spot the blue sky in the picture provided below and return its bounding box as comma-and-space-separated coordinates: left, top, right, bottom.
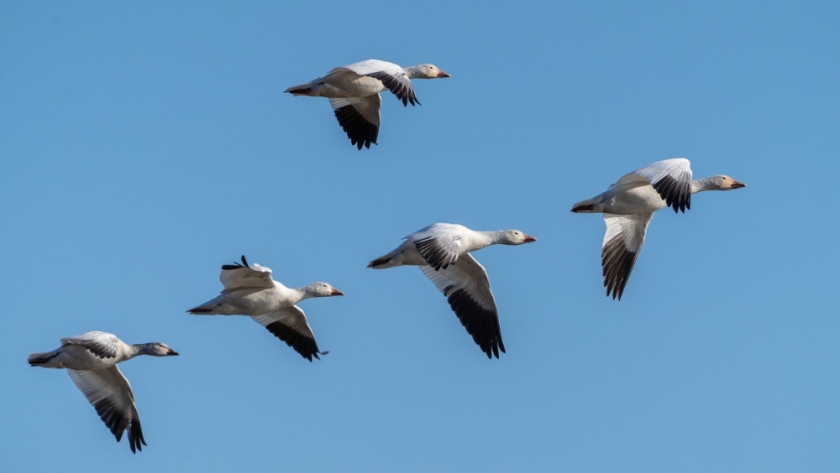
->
2, 1, 839, 471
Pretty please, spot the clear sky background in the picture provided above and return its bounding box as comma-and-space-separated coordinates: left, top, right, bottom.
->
2, 1, 839, 472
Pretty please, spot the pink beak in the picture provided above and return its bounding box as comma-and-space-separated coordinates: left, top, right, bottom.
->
524, 234, 537, 243
331, 288, 345, 296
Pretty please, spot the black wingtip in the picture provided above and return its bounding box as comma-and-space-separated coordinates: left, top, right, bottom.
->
222, 255, 249, 271
334, 104, 378, 150
127, 419, 146, 454
445, 287, 505, 360
263, 321, 323, 362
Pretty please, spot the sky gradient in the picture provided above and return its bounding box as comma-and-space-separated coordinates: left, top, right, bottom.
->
3, 1, 840, 472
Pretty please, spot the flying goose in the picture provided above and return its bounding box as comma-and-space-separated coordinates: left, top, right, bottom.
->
187, 256, 343, 361
28, 331, 178, 453
368, 223, 536, 359
284, 59, 450, 149
571, 158, 747, 300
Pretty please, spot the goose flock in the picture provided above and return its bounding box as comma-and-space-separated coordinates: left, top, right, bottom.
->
29, 58, 747, 453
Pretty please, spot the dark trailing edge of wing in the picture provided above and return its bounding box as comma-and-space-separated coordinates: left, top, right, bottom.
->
652, 175, 691, 213
222, 255, 250, 271
334, 105, 378, 150
601, 235, 639, 301
92, 397, 146, 453
443, 285, 505, 359
366, 71, 419, 106
263, 321, 323, 362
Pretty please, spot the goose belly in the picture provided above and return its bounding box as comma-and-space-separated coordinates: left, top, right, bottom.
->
218, 288, 290, 315
57, 345, 121, 370
604, 186, 666, 214
321, 75, 385, 97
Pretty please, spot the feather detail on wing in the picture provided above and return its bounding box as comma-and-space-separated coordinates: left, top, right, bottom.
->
68, 367, 146, 453
330, 96, 381, 150
219, 255, 275, 292
419, 254, 505, 359
252, 307, 325, 361
61, 332, 120, 359
601, 213, 653, 300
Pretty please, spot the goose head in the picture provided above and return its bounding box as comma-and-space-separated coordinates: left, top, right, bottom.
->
713, 175, 747, 190
303, 282, 345, 298
140, 342, 179, 357
500, 230, 537, 245
407, 64, 451, 79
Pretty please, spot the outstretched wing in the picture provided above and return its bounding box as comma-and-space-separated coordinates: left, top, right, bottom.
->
219, 255, 275, 292
251, 306, 326, 362
330, 95, 381, 150
337, 60, 419, 106
419, 254, 505, 359
411, 225, 463, 271
613, 158, 693, 213
61, 332, 120, 360
601, 212, 654, 300
68, 366, 146, 453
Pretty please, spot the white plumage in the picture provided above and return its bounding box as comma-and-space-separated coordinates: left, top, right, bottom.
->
28, 331, 178, 453
572, 158, 747, 300
368, 223, 537, 359
188, 255, 344, 361
285, 59, 450, 149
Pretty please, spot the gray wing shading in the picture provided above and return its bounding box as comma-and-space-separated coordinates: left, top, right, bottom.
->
412, 230, 463, 271
252, 306, 326, 362
364, 70, 418, 106
330, 96, 381, 150
335, 60, 418, 106
419, 254, 505, 359
601, 212, 653, 300
61, 332, 120, 360
67, 366, 146, 453
219, 255, 275, 293
618, 158, 693, 213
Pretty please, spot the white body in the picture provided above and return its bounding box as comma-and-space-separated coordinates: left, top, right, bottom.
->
28, 331, 178, 453
572, 158, 746, 300
284, 59, 450, 149
368, 223, 536, 359
188, 256, 343, 361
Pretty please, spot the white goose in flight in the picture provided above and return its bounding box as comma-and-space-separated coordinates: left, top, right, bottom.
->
571, 158, 747, 300
188, 256, 343, 361
284, 59, 450, 149
368, 223, 537, 359
28, 331, 178, 453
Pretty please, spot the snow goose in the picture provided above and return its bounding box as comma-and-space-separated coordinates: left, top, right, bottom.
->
284, 59, 450, 149
28, 331, 178, 453
187, 255, 343, 361
367, 223, 537, 359
571, 158, 747, 300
